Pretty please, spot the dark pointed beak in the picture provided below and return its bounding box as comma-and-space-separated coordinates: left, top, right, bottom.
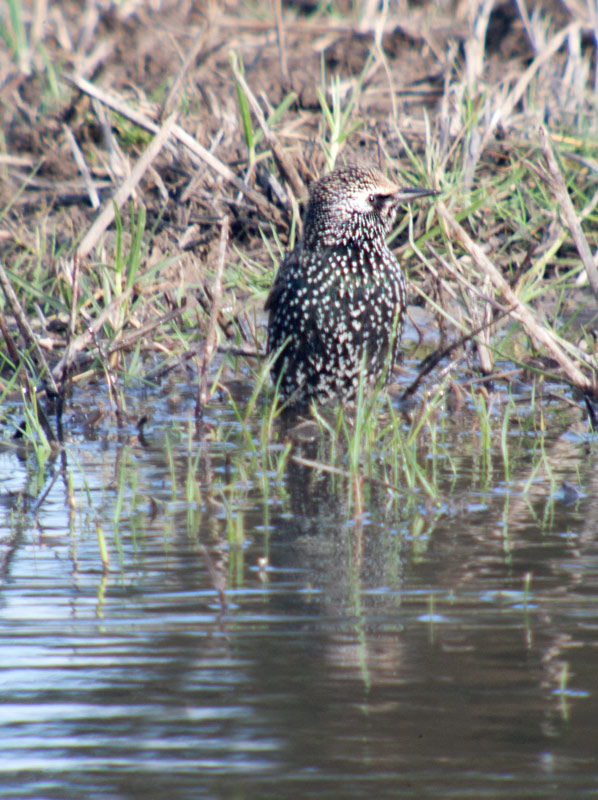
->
393, 187, 439, 204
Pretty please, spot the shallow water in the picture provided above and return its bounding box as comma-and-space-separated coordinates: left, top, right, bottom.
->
1, 366, 598, 799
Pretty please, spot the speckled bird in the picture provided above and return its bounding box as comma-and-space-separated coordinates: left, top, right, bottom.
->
266, 164, 436, 406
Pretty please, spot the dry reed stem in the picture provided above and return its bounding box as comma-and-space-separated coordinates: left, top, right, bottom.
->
76, 40, 114, 79
513, 0, 535, 48
523, 179, 598, 279
77, 113, 178, 259
0, 154, 34, 167
466, 275, 494, 374
66, 75, 177, 152
426, 242, 514, 316
426, 241, 496, 373
538, 125, 598, 304
31, 0, 48, 52
437, 203, 596, 394
197, 216, 230, 417
462, 21, 582, 186
171, 126, 281, 221
90, 326, 124, 422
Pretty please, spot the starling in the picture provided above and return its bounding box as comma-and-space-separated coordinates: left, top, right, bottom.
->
266, 164, 436, 406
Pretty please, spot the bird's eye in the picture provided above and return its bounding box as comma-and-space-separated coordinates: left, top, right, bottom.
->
368, 193, 377, 204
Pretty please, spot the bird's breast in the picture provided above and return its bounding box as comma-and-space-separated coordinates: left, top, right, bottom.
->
303, 239, 403, 297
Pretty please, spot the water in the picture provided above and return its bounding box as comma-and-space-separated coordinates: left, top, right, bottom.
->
1, 373, 598, 799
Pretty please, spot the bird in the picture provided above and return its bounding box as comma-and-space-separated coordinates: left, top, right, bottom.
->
265, 164, 437, 407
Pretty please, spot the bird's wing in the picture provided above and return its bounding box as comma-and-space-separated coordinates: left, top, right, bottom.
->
265, 242, 302, 313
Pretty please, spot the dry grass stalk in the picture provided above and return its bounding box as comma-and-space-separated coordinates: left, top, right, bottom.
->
437, 203, 597, 394
77, 112, 178, 259
197, 216, 230, 418
61, 254, 81, 387
272, 0, 289, 82
66, 74, 283, 222
51, 288, 133, 382
460, 20, 583, 187
62, 125, 100, 209
426, 242, 514, 317
229, 55, 306, 201
171, 126, 281, 221
538, 125, 598, 304
400, 306, 515, 401
213, 13, 427, 42
0, 309, 20, 366
89, 326, 124, 423
481, 22, 581, 151
465, 0, 495, 93
161, 27, 210, 119
0, 258, 59, 396
422, 216, 497, 370
466, 274, 494, 374
66, 75, 177, 153
108, 302, 187, 357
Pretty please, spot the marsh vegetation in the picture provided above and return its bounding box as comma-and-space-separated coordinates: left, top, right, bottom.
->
1, 0, 598, 797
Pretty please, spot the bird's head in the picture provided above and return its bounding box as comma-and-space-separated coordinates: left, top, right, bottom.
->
304, 165, 436, 246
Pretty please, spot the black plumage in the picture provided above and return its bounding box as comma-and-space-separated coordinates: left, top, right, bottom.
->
266, 164, 436, 406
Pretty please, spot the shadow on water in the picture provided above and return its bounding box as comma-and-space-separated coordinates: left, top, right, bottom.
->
1, 372, 598, 799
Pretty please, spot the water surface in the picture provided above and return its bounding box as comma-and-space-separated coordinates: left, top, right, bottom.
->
1, 369, 597, 799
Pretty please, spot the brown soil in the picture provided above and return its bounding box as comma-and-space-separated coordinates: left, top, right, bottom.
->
0, 1, 559, 260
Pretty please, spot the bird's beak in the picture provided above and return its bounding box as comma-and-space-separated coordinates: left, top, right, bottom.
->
393, 187, 439, 204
